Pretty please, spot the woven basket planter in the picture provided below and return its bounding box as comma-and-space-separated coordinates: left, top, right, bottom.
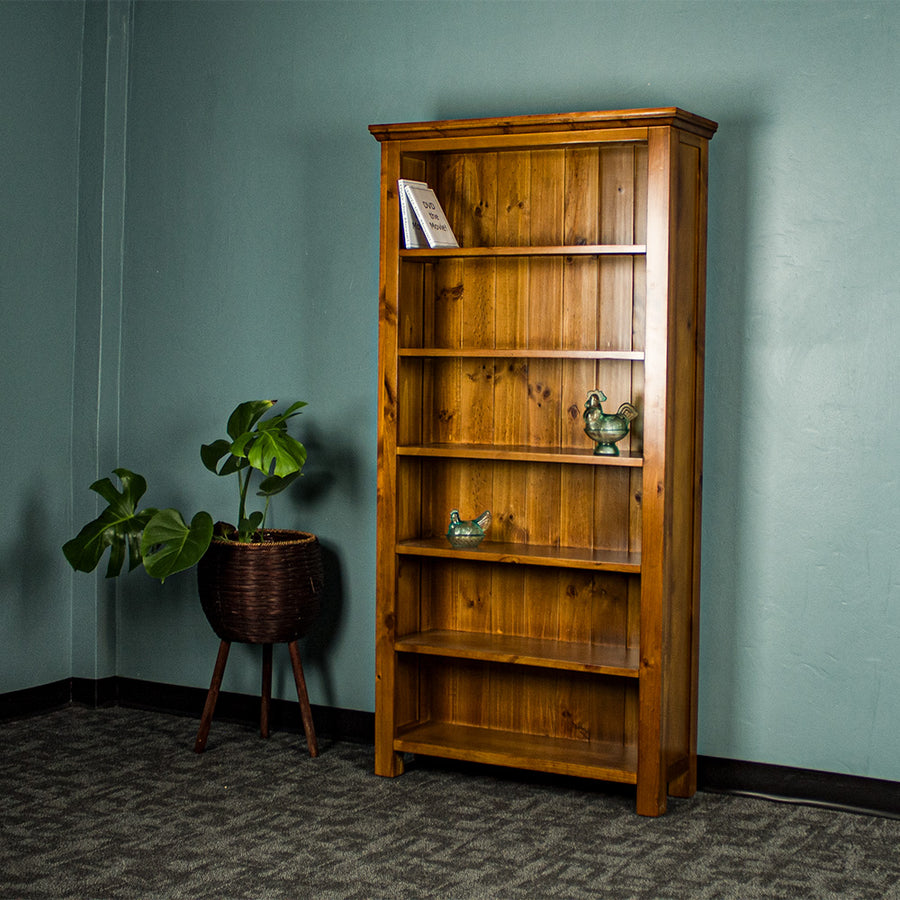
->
197, 529, 324, 644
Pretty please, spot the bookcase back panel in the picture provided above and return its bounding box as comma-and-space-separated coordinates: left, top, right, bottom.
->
404, 558, 640, 647
398, 258, 646, 354
398, 458, 641, 553
398, 358, 643, 453
417, 658, 639, 746
411, 142, 648, 249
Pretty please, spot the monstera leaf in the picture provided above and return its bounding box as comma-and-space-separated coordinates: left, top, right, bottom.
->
62, 469, 158, 578
258, 469, 303, 498
200, 437, 245, 477
64, 400, 311, 581
201, 400, 308, 536
201, 401, 307, 479
208, 400, 308, 479
201, 400, 271, 476
141, 509, 214, 583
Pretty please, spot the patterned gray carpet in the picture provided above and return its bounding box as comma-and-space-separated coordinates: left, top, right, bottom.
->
1, 706, 900, 900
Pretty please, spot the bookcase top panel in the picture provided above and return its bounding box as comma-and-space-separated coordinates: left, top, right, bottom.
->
369, 107, 718, 143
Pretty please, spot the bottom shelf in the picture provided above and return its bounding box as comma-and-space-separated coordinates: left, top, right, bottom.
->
394, 720, 638, 784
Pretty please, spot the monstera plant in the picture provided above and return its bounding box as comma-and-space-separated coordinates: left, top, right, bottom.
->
63, 399, 309, 582
64, 398, 325, 757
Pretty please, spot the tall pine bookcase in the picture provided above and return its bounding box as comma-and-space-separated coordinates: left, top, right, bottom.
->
370, 108, 716, 816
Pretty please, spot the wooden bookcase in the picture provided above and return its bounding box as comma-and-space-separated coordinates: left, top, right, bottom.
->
369, 108, 716, 816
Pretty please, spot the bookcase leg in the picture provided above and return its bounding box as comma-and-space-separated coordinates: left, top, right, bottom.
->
669, 761, 698, 798
636, 761, 668, 818
636, 785, 667, 817
375, 748, 405, 777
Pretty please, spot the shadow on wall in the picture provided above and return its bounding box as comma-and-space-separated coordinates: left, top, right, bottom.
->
302, 540, 344, 709
698, 112, 757, 752
285, 421, 363, 709
290, 420, 360, 514
0, 483, 76, 690
0, 486, 62, 623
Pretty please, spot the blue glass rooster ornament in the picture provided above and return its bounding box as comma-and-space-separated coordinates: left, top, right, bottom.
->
583, 390, 639, 456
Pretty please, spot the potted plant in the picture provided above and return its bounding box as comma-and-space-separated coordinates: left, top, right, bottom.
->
63, 399, 323, 755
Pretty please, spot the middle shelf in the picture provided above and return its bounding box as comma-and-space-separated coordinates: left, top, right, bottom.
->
394, 456, 643, 566
397, 538, 641, 572
397, 442, 643, 466
399, 349, 645, 360
395, 629, 640, 676
396, 352, 645, 457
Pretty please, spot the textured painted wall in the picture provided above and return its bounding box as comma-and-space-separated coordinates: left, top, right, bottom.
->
4, 0, 899, 784
0, 2, 84, 692
115, 0, 900, 780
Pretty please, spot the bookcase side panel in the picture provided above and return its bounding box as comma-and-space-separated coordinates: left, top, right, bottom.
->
662, 132, 709, 794
375, 143, 404, 777
636, 125, 677, 816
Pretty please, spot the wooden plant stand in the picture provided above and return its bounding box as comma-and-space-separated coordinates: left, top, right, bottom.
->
193, 639, 319, 757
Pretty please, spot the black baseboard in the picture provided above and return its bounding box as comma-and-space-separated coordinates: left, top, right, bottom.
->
0, 676, 374, 745
114, 676, 375, 745
0, 679, 71, 720
698, 755, 900, 820
72, 676, 118, 708
3, 678, 899, 819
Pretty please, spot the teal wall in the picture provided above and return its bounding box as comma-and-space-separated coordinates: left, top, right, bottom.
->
0, 2, 84, 691
3, 0, 899, 783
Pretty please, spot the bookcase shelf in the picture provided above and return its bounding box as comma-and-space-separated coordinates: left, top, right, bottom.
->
372, 108, 716, 816
398, 349, 646, 360
400, 244, 646, 259
397, 443, 643, 466
396, 538, 642, 572
395, 721, 639, 784
395, 629, 640, 677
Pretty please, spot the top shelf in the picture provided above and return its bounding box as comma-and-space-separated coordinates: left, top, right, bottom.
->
400, 245, 646, 260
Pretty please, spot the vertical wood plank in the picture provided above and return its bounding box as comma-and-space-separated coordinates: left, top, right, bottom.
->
375, 142, 403, 776
452, 153, 499, 729
637, 125, 675, 816
490, 148, 531, 731
668, 134, 708, 799
491, 138, 528, 740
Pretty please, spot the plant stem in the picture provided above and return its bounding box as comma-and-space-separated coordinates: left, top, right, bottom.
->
238, 464, 251, 530
261, 495, 272, 532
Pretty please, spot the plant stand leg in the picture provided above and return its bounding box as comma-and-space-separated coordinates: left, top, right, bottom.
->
194, 640, 231, 753
288, 640, 318, 758
260, 643, 273, 739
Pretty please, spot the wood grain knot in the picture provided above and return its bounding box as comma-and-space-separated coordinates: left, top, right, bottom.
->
438, 284, 464, 303
528, 382, 552, 406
